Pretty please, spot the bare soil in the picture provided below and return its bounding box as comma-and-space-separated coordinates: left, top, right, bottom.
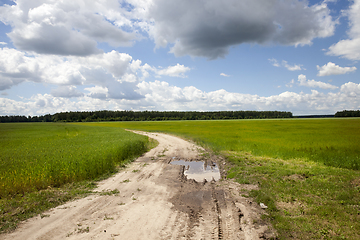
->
1, 131, 276, 240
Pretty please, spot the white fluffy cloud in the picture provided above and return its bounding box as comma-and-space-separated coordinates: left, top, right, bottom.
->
220, 73, 230, 77
0, 0, 138, 56
327, 0, 360, 60
0, 48, 146, 99
269, 59, 303, 71
2, 80, 359, 116
0, 48, 41, 90
157, 64, 191, 78
147, 0, 336, 59
317, 62, 357, 76
0, 47, 192, 99
297, 74, 338, 90
282, 61, 303, 71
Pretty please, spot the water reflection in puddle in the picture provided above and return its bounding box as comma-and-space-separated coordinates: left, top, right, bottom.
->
170, 160, 221, 182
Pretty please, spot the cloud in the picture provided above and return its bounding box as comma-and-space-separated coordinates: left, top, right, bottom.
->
0, 47, 193, 101
0, 48, 41, 90
51, 86, 84, 98
84, 86, 108, 100
297, 74, 338, 90
0, 42, 7, 45
286, 79, 295, 88
157, 63, 191, 78
269, 59, 303, 71
0, 48, 149, 99
147, 0, 336, 59
0, 0, 138, 56
317, 62, 357, 76
282, 61, 303, 71
2, 80, 359, 116
328, 38, 360, 60
340, 82, 360, 97
220, 73, 230, 77
0, 0, 338, 59
327, 0, 360, 60
106, 81, 144, 100
269, 58, 281, 67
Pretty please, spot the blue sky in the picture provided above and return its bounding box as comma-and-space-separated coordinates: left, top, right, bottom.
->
0, 0, 359, 116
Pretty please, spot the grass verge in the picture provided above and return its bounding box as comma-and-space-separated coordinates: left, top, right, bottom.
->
0, 181, 95, 233
226, 151, 360, 239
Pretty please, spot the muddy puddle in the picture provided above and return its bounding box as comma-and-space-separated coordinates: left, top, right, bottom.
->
170, 160, 221, 182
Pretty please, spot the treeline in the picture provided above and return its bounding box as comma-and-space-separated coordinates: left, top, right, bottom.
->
295, 115, 334, 118
335, 110, 360, 117
0, 110, 293, 123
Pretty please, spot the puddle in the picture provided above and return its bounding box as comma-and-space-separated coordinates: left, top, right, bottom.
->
170, 160, 221, 182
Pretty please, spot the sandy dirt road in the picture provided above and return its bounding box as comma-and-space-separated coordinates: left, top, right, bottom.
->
2, 131, 276, 240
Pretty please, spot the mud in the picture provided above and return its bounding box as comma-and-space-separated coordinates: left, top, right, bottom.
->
1, 131, 276, 240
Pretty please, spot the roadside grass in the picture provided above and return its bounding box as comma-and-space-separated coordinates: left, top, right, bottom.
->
0, 122, 155, 233
226, 152, 360, 239
90, 118, 360, 239
0, 181, 96, 233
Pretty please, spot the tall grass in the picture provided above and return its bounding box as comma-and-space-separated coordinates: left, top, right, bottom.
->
0, 123, 149, 197
93, 118, 360, 170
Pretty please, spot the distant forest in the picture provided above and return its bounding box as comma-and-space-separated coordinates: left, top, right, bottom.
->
1, 110, 358, 123
334, 110, 360, 118
0, 110, 293, 123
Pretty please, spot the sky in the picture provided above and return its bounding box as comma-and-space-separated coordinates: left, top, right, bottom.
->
0, 0, 359, 116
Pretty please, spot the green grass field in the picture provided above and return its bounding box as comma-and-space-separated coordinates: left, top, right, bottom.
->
1, 119, 359, 238
84, 118, 360, 170
0, 123, 150, 197
82, 118, 360, 239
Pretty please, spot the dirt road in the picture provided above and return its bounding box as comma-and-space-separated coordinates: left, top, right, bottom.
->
2, 131, 276, 240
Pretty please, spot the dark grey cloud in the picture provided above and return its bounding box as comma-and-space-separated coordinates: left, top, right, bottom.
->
148, 0, 336, 59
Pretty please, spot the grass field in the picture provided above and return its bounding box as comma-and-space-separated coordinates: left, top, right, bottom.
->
83, 118, 360, 170
1, 119, 359, 238
82, 118, 360, 239
0, 123, 150, 197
